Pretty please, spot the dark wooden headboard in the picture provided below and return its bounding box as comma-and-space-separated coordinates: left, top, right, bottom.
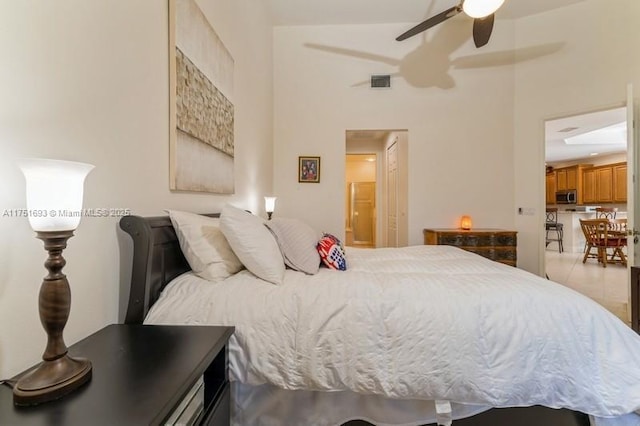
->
119, 213, 220, 324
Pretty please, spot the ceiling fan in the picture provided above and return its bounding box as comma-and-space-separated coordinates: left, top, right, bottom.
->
396, 0, 506, 48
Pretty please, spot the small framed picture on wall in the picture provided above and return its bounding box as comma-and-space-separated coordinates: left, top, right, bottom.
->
298, 156, 320, 183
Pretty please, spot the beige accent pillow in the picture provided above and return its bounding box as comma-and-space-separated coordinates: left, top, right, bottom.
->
167, 210, 243, 282
265, 218, 321, 275
219, 204, 285, 285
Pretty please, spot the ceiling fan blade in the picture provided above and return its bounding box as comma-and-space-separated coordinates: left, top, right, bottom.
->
472, 13, 494, 48
396, 6, 462, 41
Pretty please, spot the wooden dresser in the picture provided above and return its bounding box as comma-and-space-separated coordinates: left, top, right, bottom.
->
423, 228, 517, 266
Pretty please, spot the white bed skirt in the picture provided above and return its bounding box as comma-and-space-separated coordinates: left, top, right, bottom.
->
231, 383, 640, 426
231, 381, 491, 426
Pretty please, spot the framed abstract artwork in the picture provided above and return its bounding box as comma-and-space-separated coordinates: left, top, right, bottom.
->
169, 0, 235, 194
298, 156, 320, 183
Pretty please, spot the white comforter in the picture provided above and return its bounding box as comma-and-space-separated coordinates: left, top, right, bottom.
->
145, 245, 640, 423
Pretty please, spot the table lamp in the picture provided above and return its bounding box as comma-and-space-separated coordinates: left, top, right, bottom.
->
264, 196, 277, 220
460, 215, 473, 230
13, 158, 94, 405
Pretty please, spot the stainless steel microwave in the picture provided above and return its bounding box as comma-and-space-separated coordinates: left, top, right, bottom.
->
556, 190, 577, 204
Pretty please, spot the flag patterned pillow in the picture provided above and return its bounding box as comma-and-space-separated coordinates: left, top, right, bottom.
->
317, 233, 347, 271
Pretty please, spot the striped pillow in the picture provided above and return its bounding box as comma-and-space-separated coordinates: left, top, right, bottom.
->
265, 218, 321, 275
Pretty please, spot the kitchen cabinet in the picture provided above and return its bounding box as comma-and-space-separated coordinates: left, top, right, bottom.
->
596, 167, 613, 202
613, 163, 627, 202
546, 173, 556, 204
581, 162, 626, 204
556, 169, 567, 191
582, 169, 596, 203
556, 167, 577, 191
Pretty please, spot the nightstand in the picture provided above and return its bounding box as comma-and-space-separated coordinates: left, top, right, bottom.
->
424, 228, 518, 266
0, 324, 234, 425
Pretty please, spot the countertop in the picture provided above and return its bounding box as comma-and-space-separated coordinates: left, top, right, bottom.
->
557, 210, 627, 215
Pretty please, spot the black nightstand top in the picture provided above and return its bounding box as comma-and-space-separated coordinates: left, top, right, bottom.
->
0, 324, 234, 426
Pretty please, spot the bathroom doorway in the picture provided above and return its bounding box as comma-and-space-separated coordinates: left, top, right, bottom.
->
345, 129, 409, 248
346, 155, 377, 247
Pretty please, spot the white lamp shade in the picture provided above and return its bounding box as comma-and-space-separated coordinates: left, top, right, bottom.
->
18, 158, 94, 231
462, 0, 505, 18
264, 196, 277, 213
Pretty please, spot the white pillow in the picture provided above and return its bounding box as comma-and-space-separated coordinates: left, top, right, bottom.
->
167, 210, 243, 282
265, 218, 320, 275
219, 204, 285, 285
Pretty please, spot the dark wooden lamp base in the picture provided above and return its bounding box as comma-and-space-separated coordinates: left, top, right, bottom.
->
13, 230, 92, 406
13, 355, 92, 405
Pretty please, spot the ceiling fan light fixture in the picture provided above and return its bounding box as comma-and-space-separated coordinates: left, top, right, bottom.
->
462, 0, 505, 18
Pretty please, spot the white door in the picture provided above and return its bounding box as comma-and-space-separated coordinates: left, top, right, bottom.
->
627, 84, 638, 323
386, 142, 398, 247
628, 84, 638, 265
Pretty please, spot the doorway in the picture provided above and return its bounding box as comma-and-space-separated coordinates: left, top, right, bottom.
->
544, 106, 629, 324
345, 130, 409, 248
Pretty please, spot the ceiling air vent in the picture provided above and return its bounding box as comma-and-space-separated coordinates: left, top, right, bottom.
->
370, 75, 391, 89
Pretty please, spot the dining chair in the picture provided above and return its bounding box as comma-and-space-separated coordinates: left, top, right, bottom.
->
608, 218, 627, 234
607, 218, 628, 265
545, 208, 563, 253
581, 207, 619, 253
580, 218, 626, 267
595, 207, 617, 220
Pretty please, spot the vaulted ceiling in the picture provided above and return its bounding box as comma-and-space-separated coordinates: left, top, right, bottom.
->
269, 0, 624, 163
267, 0, 587, 26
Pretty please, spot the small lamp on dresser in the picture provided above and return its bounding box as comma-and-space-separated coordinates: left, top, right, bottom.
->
460, 215, 473, 231
14, 158, 94, 405
264, 196, 277, 220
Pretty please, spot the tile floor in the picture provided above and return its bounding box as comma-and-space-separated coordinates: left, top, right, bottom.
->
545, 246, 630, 325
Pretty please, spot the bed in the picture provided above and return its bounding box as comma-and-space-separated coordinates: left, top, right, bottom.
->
119, 207, 640, 426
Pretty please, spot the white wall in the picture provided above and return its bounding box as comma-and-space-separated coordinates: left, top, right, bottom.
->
513, 0, 640, 273
0, 0, 273, 378
272, 19, 517, 244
